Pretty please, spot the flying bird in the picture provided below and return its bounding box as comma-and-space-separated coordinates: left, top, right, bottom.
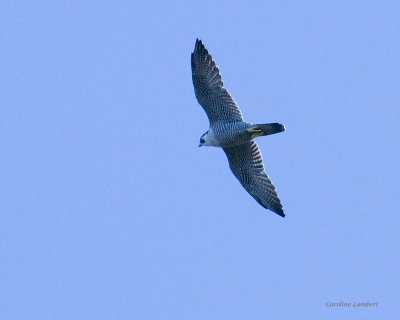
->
191, 39, 286, 217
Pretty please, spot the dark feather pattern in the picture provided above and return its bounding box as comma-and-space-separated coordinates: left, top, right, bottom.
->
191, 39, 243, 123
223, 141, 284, 217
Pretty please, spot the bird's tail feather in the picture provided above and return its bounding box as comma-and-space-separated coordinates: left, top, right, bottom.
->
254, 123, 285, 136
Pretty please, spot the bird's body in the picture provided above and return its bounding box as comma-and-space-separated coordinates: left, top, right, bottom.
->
191, 39, 286, 217
202, 121, 285, 148
201, 121, 253, 148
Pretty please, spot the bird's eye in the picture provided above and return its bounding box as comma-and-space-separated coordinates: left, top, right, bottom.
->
200, 138, 205, 143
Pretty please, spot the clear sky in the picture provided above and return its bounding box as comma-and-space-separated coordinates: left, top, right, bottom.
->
2, 1, 399, 319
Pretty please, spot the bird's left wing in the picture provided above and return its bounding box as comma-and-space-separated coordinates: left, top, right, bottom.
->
191, 39, 243, 124
223, 141, 284, 217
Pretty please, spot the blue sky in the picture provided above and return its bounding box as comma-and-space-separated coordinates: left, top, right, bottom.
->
2, 1, 399, 319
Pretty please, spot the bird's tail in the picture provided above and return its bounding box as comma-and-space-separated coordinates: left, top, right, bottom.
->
253, 123, 285, 136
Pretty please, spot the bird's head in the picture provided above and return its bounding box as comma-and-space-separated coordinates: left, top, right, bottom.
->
198, 131, 210, 147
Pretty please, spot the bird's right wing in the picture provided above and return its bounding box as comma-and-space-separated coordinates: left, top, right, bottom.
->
191, 39, 243, 124
223, 141, 284, 217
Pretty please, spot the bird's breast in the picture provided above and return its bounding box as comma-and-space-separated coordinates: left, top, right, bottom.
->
211, 121, 253, 148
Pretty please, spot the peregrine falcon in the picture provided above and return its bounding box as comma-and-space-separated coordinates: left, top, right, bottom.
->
191, 39, 286, 217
